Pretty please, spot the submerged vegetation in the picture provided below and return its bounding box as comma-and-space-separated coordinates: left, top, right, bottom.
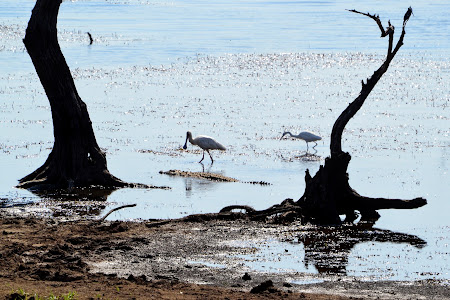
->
8, 288, 77, 300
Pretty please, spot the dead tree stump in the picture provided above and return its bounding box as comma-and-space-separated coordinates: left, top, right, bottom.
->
18, 0, 141, 191
212, 8, 426, 227
296, 7, 426, 224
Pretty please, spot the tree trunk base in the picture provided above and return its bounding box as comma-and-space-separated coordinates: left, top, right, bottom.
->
215, 151, 426, 226
16, 146, 127, 191
16, 149, 162, 192
19, 0, 157, 194
295, 151, 426, 225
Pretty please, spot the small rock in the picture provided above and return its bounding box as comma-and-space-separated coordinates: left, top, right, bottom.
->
242, 272, 251, 281
250, 280, 274, 294
127, 274, 136, 282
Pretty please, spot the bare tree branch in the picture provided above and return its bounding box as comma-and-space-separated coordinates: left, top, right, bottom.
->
331, 7, 412, 156
347, 8, 412, 60
347, 9, 387, 37
387, 21, 394, 56
392, 23, 407, 58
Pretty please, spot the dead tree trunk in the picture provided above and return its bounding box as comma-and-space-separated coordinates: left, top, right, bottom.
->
211, 8, 425, 226
18, 0, 127, 190
297, 8, 426, 224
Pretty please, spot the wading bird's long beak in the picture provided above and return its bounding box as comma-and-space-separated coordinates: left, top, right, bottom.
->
183, 135, 188, 149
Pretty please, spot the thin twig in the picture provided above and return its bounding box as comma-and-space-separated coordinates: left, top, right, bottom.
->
97, 204, 137, 223
347, 9, 387, 37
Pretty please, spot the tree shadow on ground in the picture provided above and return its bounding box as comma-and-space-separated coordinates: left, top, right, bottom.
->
293, 223, 426, 275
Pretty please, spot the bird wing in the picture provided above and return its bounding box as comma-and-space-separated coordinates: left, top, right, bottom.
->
299, 131, 322, 142
195, 136, 226, 150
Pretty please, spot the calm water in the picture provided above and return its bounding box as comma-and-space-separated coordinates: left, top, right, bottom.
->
0, 0, 449, 283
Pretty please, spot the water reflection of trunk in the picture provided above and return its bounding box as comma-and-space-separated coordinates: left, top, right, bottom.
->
297, 226, 426, 274
30, 187, 116, 218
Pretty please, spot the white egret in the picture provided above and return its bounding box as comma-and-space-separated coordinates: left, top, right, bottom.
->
280, 131, 322, 151
183, 131, 226, 163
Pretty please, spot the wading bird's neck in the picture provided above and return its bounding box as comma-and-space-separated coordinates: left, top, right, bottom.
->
284, 131, 293, 138
186, 132, 194, 145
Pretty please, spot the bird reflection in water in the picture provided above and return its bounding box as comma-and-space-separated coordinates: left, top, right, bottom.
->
199, 161, 212, 173
183, 164, 226, 198
183, 176, 222, 198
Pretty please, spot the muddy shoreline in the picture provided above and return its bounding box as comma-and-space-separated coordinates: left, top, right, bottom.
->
0, 215, 448, 299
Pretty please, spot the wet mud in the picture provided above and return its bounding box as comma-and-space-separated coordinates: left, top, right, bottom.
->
1, 215, 448, 299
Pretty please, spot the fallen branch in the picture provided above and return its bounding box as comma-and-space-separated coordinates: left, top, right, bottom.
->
144, 199, 302, 228
97, 204, 137, 223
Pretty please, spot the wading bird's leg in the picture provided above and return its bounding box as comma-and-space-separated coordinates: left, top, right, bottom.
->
306, 141, 309, 152
313, 142, 318, 149
199, 151, 205, 163
207, 150, 214, 163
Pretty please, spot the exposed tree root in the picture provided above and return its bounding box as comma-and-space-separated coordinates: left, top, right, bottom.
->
144, 199, 302, 228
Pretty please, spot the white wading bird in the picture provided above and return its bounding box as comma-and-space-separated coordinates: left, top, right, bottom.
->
280, 131, 322, 151
183, 131, 226, 163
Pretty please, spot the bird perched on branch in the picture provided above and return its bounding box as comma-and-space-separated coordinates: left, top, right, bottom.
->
183, 131, 226, 163
280, 131, 322, 151
403, 6, 413, 25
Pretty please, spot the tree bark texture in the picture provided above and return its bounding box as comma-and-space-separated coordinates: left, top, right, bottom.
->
19, 0, 126, 190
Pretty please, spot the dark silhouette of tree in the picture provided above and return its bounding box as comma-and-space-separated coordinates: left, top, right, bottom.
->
296, 8, 426, 224
213, 8, 426, 226
19, 0, 150, 191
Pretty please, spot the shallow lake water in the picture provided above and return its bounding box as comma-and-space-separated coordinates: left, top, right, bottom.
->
1, 0, 449, 284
